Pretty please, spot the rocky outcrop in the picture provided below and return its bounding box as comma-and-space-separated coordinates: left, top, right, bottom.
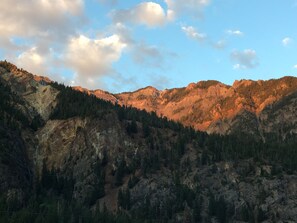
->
1, 61, 297, 222
116, 77, 297, 135
0, 62, 58, 121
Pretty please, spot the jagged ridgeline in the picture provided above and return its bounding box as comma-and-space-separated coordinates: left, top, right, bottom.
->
1, 61, 297, 222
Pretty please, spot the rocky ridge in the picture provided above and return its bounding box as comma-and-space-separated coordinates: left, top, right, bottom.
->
5, 61, 297, 136
115, 77, 297, 135
1, 61, 297, 222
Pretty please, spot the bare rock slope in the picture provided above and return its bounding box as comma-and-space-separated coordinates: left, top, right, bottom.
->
115, 77, 297, 135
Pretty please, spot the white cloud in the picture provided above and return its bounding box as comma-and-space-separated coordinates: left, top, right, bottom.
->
108, 23, 169, 68
227, 30, 244, 36
165, 0, 211, 20
282, 37, 293, 46
181, 25, 228, 50
181, 26, 207, 42
0, 0, 85, 81
0, 0, 173, 92
16, 47, 48, 75
293, 64, 297, 69
64, 34, 127, 88
112, 2, 168, 27
0, 0, 84, 39
231, 49, 259, 69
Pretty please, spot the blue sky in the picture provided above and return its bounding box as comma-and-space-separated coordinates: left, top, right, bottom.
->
0, 0, 297, 92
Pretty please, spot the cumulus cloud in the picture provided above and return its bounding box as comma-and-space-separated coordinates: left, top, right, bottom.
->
64, 34, 127, 88
15, 47, 49, 75
181, 26, 207, 42
181, 25, 228, 50
109, 23, 172, 69
0, 1, 173, 91
231, 49, 259, 70
165, 0, 211, 20
112, 2, 168, 27
294, 64, 297, 69
0, 0, 86, 83
0, 0, 84, 40
282, 37, 293, 46
227, 30, 244, 36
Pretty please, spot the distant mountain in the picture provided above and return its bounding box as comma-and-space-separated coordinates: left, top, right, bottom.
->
1, 61, 297, 222
68, 72, 297, 138
11, 60, 297, 137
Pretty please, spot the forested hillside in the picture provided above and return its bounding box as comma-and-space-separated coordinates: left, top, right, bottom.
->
1, 61, 297, 222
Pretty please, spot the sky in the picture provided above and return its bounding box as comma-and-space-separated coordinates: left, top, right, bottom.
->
0, 0, 297, 93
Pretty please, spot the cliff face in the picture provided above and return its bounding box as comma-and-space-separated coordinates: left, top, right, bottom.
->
0, 62, 58, 120
1, 61, 297, 222
116, 77, 297, 134
68, 74, 297, 135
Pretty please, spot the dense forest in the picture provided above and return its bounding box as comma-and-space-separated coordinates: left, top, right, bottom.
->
50, 82, 297, 173
0, 76, 297, 222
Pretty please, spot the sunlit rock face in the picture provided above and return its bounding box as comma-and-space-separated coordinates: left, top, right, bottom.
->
114, 77, 297, 135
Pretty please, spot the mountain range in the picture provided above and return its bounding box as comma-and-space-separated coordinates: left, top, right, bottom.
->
75, 73, 297, 139
1, 60, 297, 222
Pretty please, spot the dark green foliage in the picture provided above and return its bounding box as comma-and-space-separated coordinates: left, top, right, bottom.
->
50, 82, 114, 119
140, 151, 160, 176
200, 150, 209, 166
193, 196, 202, 222
0, 194, 135, 223
128, 175, 140, 189
40, 163, 75, 201
202, 132, 297, 172
0, 126, 32, 194
257, 207, 268, 222
87, 182, 105, 206
175, 183, 195, 210
114, 158, 127, 187
240, 205, 251, 222
117, 188, 131, 210
101, 149, 108, 167
86, 162, 105, 205
142, 121, 151, 137
208, 194, 229, 223
126, 119, 138, 135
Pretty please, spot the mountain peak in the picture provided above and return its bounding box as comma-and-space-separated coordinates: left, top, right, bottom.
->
2, 61, 297, 134
132, 85, 159, 94
196, 80, 223, 88
232, 79, 254, 88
